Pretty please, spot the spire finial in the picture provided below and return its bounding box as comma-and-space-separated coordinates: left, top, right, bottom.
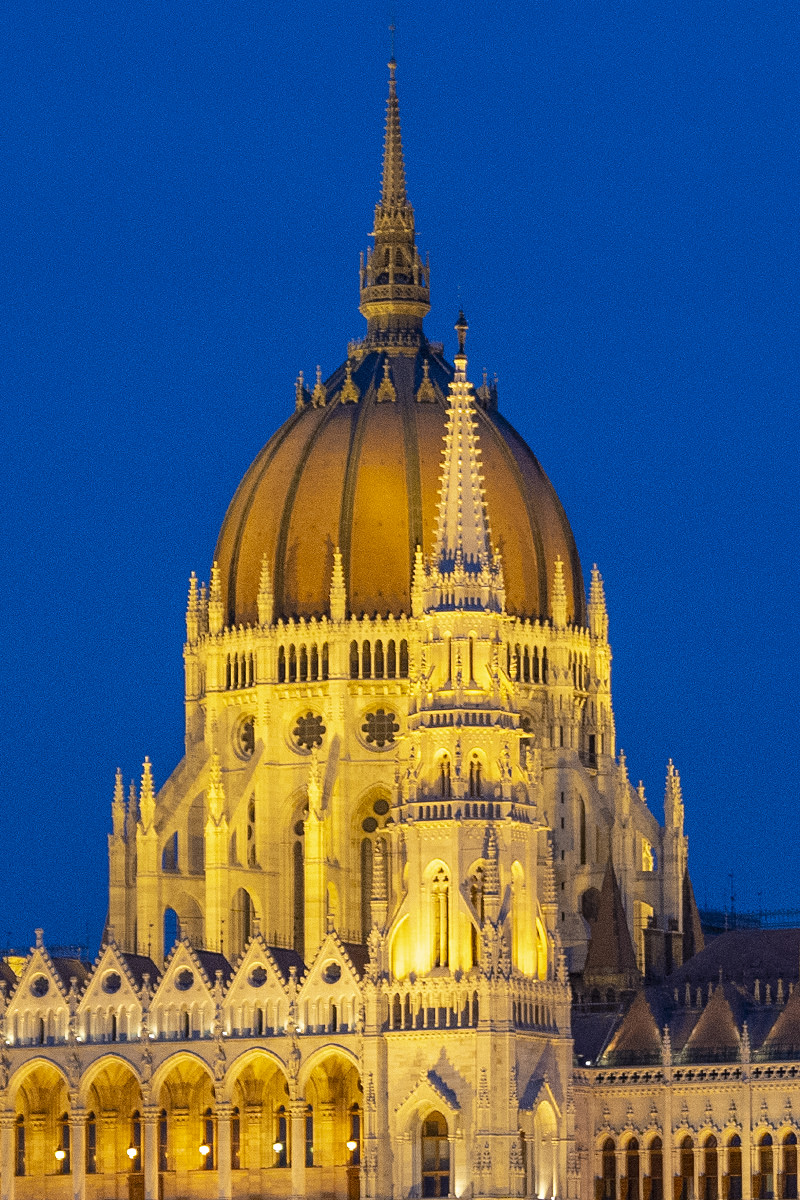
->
455, 308, 468, 357
389, 21, 396, 67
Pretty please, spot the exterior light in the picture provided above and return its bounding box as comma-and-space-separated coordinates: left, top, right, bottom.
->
346, 1139, 358, 1152
54, 1148, 66, 1162
126, 1145, 138, 1160
273, 1141, 284, 1154
199, 1143, 211, 1158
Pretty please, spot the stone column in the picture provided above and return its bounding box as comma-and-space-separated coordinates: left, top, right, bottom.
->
98, 1108, 118, 1175
69, 1109, 87, 1200
172, 1105, 190, 1192
142, 1106, 160, 1200
28, 1113, 46, 1179
216, 1101, 232, 1200
319, 1101, 336, 1168
0, 1111, 16, 1200
290, 1098, 307, 1200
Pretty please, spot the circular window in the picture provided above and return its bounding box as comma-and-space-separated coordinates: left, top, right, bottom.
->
175, 969, 194, 992
102, 972, 122, 995
249, 965, 268, 988
373, 798, 390, 816
361, 708, 399, 748
30, 975, 49, 998
322, 962, 342, 984
292, 712, 326, 752
235, 715, 255, 760
362, 816, 378, 833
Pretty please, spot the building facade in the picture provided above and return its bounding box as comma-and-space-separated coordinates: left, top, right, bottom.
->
2, 59, 798, 1200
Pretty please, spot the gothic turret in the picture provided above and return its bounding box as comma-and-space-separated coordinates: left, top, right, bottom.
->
358, 59, 430, 349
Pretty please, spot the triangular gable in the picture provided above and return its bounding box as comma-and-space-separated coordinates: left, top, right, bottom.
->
224, 935, 290, 1019
395, 1069, 461, 1129
149, 939, 216, 1015
761, 983, 800, 1055
683, 984, 740, 1056
583, 861, 639, 984
519, 1072, 562, 1117
78, 941, 147, 1016
602, 991, 662, 1065
5, 945, 73, 1043
300, 932, 363, 997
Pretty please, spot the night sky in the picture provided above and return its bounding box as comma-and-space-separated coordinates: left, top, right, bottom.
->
2, 1, 797, 953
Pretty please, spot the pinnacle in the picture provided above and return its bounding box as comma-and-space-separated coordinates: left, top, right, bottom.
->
381, 61, 408, 210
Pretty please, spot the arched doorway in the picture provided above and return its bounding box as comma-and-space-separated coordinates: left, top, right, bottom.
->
421, 1111, 450, 1197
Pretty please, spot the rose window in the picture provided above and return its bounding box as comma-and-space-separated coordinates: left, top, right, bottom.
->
362, 709, 399, 748
292, 712, 326, 751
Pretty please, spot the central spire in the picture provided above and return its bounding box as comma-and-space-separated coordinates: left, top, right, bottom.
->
358, 60, 430, 351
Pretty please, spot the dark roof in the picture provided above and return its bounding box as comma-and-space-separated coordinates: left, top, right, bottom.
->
583, 861, 639, 986
266, 946, 305, 982
602, 990, 662, 1065
50, 957, 90, 991
571, 1010, 622, 1064
340, 942, 370, 979
120, 953, 160, 990
0, 960, 18, 990
193, 949, 233, 986
670, 929, 800, 989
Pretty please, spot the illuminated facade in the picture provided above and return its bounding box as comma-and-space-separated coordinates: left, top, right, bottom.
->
3, 58, 799, 1200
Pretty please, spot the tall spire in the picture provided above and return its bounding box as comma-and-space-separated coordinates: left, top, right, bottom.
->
359, 60, 430, 349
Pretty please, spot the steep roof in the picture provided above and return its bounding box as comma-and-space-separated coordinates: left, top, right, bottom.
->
583, 861, 639, 988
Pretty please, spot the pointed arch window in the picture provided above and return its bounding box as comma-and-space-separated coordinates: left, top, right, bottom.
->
542, 647, 549, 684
702, 1135, 718, 1200
727, 1136, 742, 1200
275, 1105, 288, 1167
305, 1105, 314, 1167
202, 1108, 215, 1170
130, 1110, 141, 1172
757, 1135, 774, 1200
299, 645, 308, 682
601, 1138, 616, 1200
387, 640, 396, 678
362, 641, 372, 678
678, 1137, 694, 1200
439, 756, 452, 799
14, 1115, 24, 1177
350, 641, 359, 679
468, 754, 482, 798
470, 866, 485, 966
648, 1136, 663, 1200
58, 1112, 70, 1174
288, 645, 297, 683
431, 867, 450, 968
579, 798, 587, 866
421, 1112, 450, 1197
399, 639, 409, 677
86, 1112, 97, 1174
310, 644, 319, 680
783, 1134, 798, 1200
231, 1107, 241, 1170
532, 646, 540, 683
625, 1139, 640, 1200
374, 640, 384, 678
158, 1109, 168, 1172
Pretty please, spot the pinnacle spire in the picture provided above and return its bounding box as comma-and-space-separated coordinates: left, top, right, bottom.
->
207, 751, 226, 825
551, 557, 567, 628
208, 561, 223, 635
359, 60, 430, 347
112, 768, 125, 839
139, 757, 155, 831
588, 563, 608, 640
330, 546, 347, 622
257, 553, 273, 627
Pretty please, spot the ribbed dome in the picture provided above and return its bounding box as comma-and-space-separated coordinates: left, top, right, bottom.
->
214, 346, 586, 627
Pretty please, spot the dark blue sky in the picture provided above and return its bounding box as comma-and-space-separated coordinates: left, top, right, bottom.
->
1, 1, 797, 951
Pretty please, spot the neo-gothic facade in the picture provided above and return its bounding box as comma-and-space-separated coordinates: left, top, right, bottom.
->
3, 59, 799, 1200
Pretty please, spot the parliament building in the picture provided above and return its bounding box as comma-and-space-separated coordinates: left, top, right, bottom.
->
2, 60, 800, 1200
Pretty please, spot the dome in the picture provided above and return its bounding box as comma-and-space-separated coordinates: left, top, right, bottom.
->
214, 61, 585, 628
214, 346, 585, 626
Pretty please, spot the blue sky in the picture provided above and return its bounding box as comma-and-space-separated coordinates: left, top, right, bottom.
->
1, 0, 797, 950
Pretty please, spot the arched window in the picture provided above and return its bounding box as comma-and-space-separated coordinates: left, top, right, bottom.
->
542, 647, 549, 683
202, 1108, 215, 1170
679, 1137, 694, 1200
293, 838, 305, 957
321, 642, 329, 680
470, 867, 485, 966
523, 646, 530, 682
310, 644, 319, 680
784, 1134, 797, 1200
728, 1136, 742, 1200
38, 1016, 45, 1045
625, 1139, 640, 1200
387, 639, 396, 678
439, 756, 452, 799
158, 1109, 168, 1172
431, 867, 450, 967
130, 1110, 141, 1172
278, 645, 286, 682
513, 644, 521, 681
350, 641, 359, 679
648, 1136, 663, 1200
421, 1111, 450, 1197
231, 1107, 240, 1170
468, 754, 482, 798
362, 641, 372, 678
288, 645, 297, 683
182, 1010, 190, 1038
110, 1012, 117, 1042
15, 1115, 25, 1177
254, 1007, 263, 1036
374, 640, 384, 678
579, 797, 587, 866
299, 645, 308, 682
86, 1112, 97, 1174
601, 1138, 616, 1200
533, 646, 540, 683
57, 1112, 70, 1174
702, 1135, 718, 1200
226, 655, 232, 690
305, 1105, 314, 1167
275, 1105, 288, 1167
758, 1135, 774, 1200
399, 639, 408, 677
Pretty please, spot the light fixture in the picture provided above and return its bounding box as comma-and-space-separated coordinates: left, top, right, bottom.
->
273, 1141, 284, 1154
346, 1139, 358, 1152
54, 1148, 66, 1162
126, 1145, 138, 1160
199, 1143, 211, 1158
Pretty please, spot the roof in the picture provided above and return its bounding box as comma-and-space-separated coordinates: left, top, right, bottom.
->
50, 957, 90, 991
120, 952, 160, 990
214, 346, 585, 626
670, 929, 800, 989
583, 861, 640, 988
266, 946, 305, 982
193, 949, 233, 987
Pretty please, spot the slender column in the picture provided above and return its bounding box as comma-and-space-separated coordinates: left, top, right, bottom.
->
0, 1111, 15, 1200
216, 1101, 232, 1200
28, 1113, 46, 1178
98, 1109, 118, 1174
69, 1110, 87, 1200
142, 1106, 159, 1200
319, 1101, 336, 1169
290, 1098, 307, 1200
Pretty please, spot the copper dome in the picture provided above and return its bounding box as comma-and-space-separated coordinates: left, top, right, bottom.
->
214, 346, 585, 627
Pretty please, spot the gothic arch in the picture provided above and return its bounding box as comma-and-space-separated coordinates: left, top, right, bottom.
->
533, 1099, 558, 1200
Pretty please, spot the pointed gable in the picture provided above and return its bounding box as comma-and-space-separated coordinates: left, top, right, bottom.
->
583, 861, 640, 990
298, 932, 363, 1034
761, 981, 800, 1058
682, 984, 741, 1062
601, 991, 663, 1066
77, 942, 150, 1040
149, 940, 218, 1039
5, 944, 74, 1045
224, 935, 290, 1036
